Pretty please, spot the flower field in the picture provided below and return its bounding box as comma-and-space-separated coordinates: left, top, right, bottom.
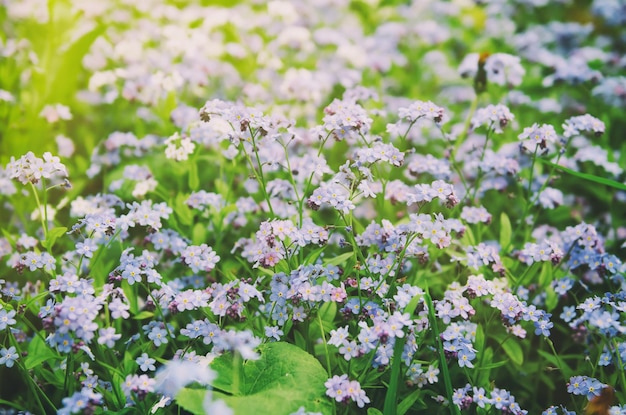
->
1, 0, 626, 414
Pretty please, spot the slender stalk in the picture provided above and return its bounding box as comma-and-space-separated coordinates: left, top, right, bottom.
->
424, 288, 460, 415
317, 312, 333, 377
247, 126, 275, 217
612, 339, 626, 396
29, 182, 48, 238
451, 94, 479, 161
467, 128, 492, 204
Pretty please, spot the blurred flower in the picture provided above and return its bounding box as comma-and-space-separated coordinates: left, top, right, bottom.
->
154, 359, 216, 398
40, 103, 72, 123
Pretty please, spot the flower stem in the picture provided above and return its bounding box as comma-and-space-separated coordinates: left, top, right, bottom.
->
424, 288, 460, 415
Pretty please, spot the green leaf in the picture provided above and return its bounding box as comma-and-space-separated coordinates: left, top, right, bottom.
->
192, 223, 207, 245
383, 330, 407, 415
398, 389, 423, 415
501, 339, 524, 366
178, 342, 332, 415
545, 286, 558, 312
215, 178, 231, 199
477, 346, 494, 386
188, 160, 199, 191
42, 226, 67, 250
174, 193, 193, 226
208, 354, 237, 395
100, 409, 137, 415
293, 329, 307, 350
303, 245, 327, 265
537, 349, 574, 378
324, 251, 354, 266
475, 325, 485, 359
132, 311, 155, 320
479, 360, 508, 370
461, 225, 476, 247
318, 301, 337, 324
174, 390, 209, 415
48, 24, 106, 103
25, 334, 60, 370
499, 213, 512, 250
538, 262, 553, 287
368, 408, 384, 415
535, 158, 626, 191
0, 400, 26, 411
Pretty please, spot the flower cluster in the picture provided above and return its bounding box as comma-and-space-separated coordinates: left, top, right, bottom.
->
6, 151, 68, 185
325, 375, 370, 408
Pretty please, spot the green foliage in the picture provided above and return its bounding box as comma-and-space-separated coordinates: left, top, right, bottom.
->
178, 343, 332, 415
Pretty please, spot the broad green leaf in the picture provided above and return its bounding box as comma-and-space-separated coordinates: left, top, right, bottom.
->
42, 226, 67, 250
501, 339, 524, 366
499, 212, 512, 250
25, 334, 60, 370
47, 24, 106, 103
368, 408, 384, 415
178, 342, 332, 415
208, 353, 237, 395
324, 251, 354, 266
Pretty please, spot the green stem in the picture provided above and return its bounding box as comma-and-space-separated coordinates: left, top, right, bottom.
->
467, 128, 492, 205
247, 127, 275, 217
29, 181, 48, 239
451, 94, 479, 161
424, 289, 460, 415
317, 312, 333, 377
612, 339, 626, 396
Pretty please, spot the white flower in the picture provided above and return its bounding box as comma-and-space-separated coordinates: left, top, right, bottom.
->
165, 132, 196, 161
154, 359, 216, 398
150, 396, 171, 414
